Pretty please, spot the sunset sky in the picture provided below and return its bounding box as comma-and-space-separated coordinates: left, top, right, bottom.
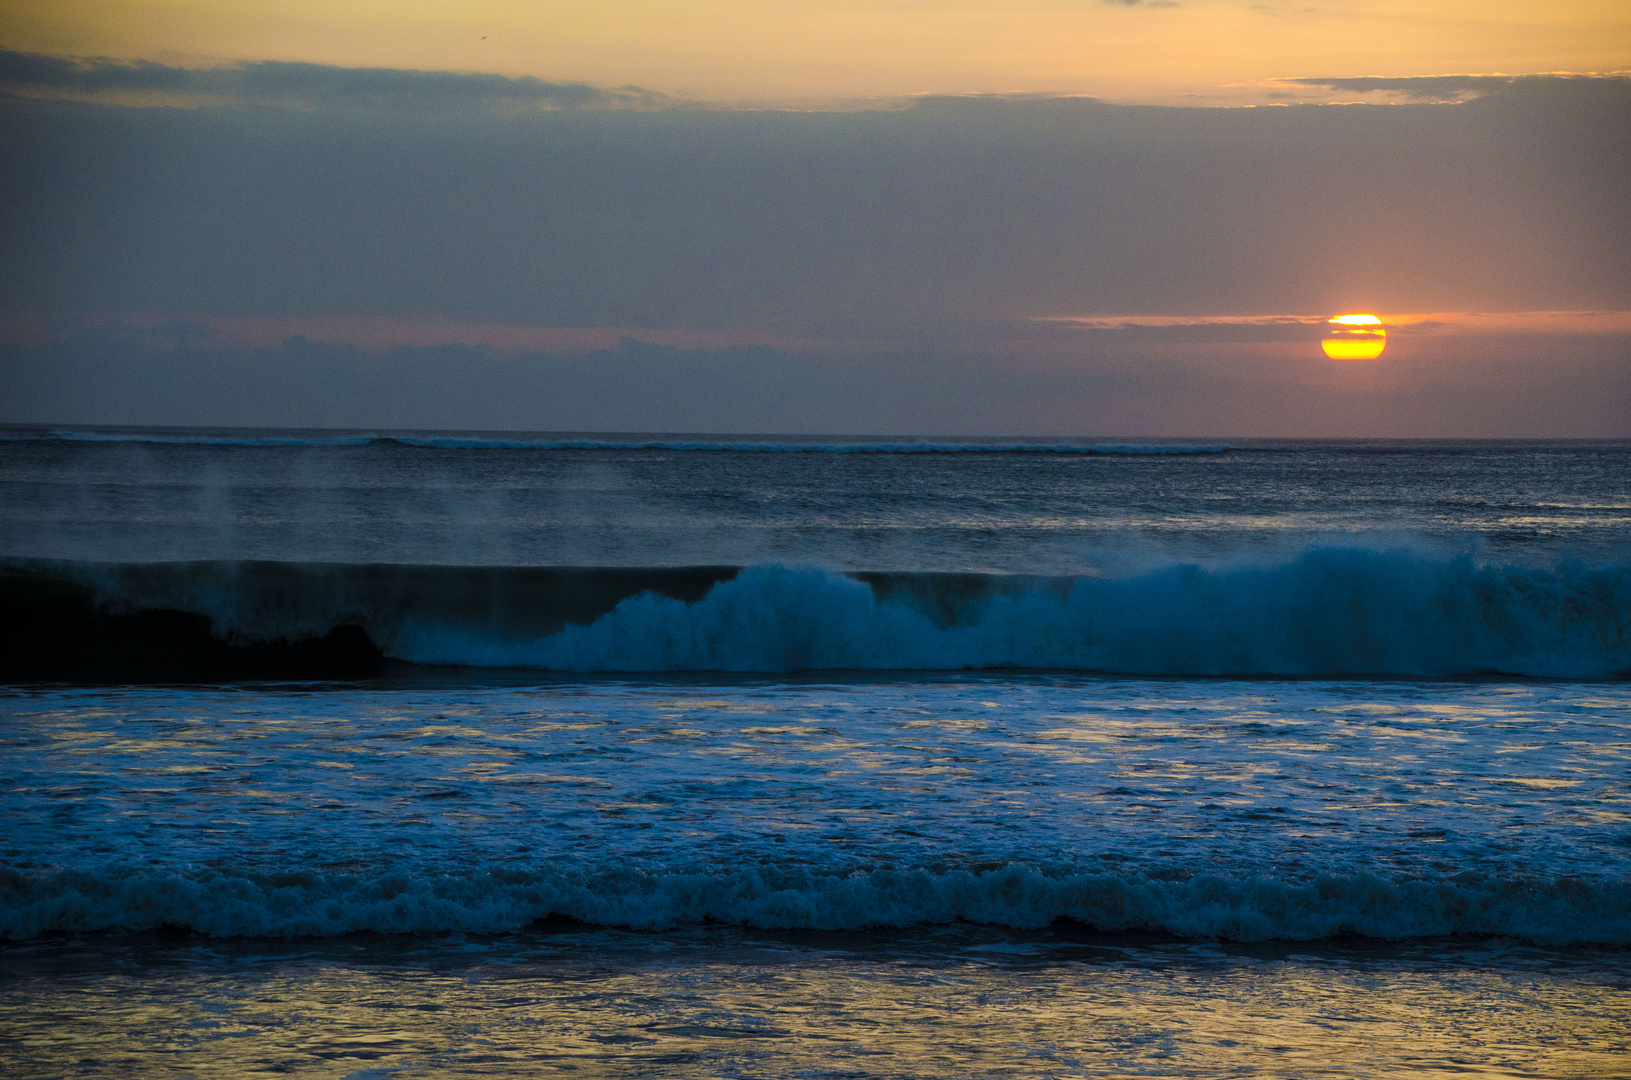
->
1, 0, 1627, 434
5, 0, 1628, 104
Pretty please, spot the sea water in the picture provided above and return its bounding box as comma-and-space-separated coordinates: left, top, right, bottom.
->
1, 432, 1628, 1077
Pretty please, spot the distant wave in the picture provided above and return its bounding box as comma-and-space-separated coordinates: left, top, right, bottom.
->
382, 439, 1235, 455
2, 862, 1625, 945
0, 430, 1232, 454
0, 430, 379, 448
5, 549, 1628, 679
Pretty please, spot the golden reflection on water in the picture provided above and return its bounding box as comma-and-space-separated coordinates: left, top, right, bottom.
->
3, 950, 1627, 1079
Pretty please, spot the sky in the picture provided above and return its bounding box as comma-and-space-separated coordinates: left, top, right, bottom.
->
0, 1, 1627, 435
5, 0, 1628, 105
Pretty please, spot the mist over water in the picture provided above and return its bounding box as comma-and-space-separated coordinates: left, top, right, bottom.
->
4, 434, 1628, 678
3, 433, 1627, 569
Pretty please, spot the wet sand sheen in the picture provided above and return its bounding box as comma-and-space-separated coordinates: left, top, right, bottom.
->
4, 931, 1627, 1078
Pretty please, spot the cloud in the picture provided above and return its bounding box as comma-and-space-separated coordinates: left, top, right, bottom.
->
1033, 310, 1631, 344
0, 51, 672, 112
1, 68, 1625, 395
1102, 0, 1180, 7
1275, 73, 1631, 104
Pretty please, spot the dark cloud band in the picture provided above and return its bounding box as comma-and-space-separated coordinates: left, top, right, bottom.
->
0, 51, 670, 112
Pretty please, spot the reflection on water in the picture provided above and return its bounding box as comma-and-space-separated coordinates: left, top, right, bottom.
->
3, 929, 1627, 1078
7, 679, 1627, 890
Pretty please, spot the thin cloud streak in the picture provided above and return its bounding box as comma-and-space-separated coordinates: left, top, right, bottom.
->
1272, 73, 1631, 104
0, 310, 810, 354
11, 309, 1625, 355
1040, 311, 1631, 340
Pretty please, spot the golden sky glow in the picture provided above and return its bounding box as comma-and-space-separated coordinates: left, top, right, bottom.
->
3, 0, 1628, 103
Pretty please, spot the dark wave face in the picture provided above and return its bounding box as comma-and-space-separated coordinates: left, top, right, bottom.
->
8, 862, 1627, 944
6, 550, 1628, 680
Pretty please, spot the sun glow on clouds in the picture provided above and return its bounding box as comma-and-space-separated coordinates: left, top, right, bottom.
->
1035, 311, 1631, 362
1040, 311, 1631, 335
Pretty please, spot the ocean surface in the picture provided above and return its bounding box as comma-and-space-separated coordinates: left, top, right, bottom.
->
2, 430, 1629, 1077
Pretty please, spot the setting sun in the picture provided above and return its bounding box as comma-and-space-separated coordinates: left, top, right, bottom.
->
1322, 313, 1387, 360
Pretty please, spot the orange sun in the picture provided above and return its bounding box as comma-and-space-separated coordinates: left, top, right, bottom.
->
1322, 314, 1386, 360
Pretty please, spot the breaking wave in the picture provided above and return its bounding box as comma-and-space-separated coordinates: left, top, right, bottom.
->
2, 863, 1625, 945
4, 547, 1628, 679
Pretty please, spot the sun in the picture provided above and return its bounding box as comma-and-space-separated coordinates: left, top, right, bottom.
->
1322, 314, 1386, 360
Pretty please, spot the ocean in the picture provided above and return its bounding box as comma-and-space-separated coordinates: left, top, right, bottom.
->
2, 430, 1628, 1078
